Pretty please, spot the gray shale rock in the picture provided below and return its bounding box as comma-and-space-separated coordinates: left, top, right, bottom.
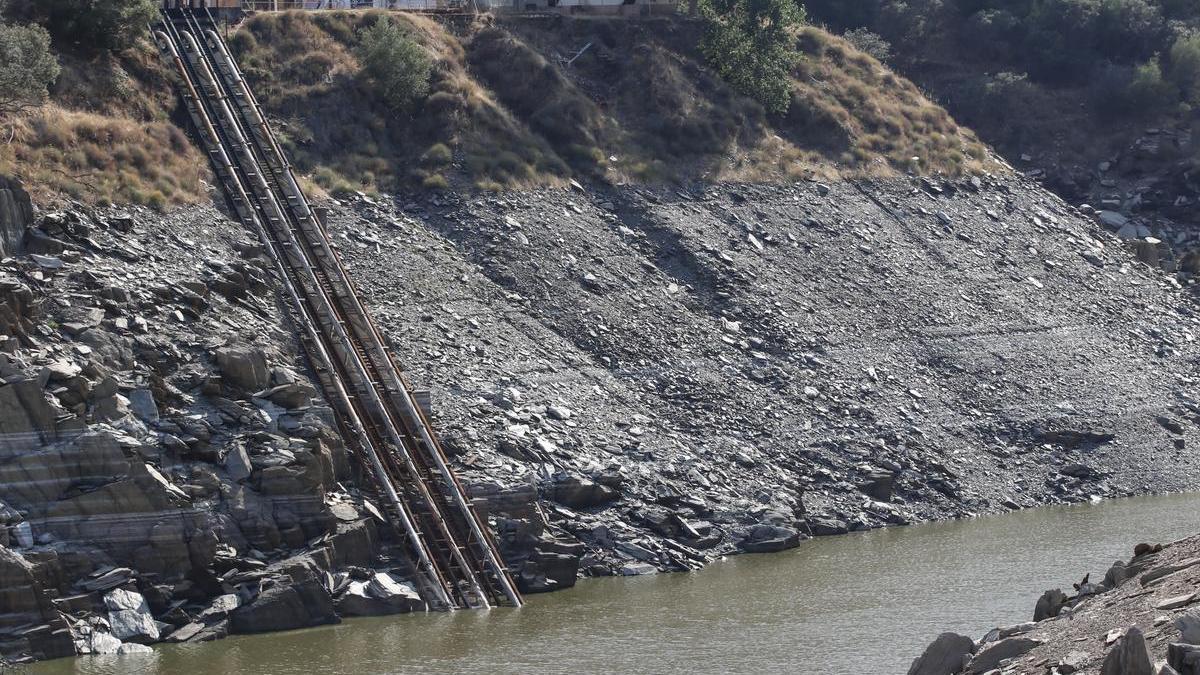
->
104, 588, 159, 643
1168, 642, 1200, 675
1035, 589, 1070, 621
1176, 611, 1200, 644
229, 578, 338, 634
740, 524, 802, 553
335, 572, 423, 617
1101, 626, 1155, 675
966, 636, 1042, 674
908, 632, 975, 675
215, 347, 271, 393
550, 474, 618, 509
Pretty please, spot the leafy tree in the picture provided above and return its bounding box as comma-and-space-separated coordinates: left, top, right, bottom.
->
0, 20, 59, 115
700, 0, 805, 115
355, 16, 431, 113
1169, 32, 1200, 103
10, 0, 157, 52
960, 9, 1022, 59
1092, 0, 1164, 62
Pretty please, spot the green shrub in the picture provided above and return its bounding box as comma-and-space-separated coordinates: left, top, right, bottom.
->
18, 0, 157, 52
421, 173, 449, 190
699, 0, 805, 114
420, 142, 452, 166
1090, 57, 1177, 117
0, 20, 59, 115
842, 28, 892, 62
355, 16, 431, 113
1169, 33, 1200, 103
1128, 56, 1176, 107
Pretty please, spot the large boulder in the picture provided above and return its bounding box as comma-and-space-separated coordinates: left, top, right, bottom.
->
518, 549, 580, 594
335, 572, 424, 617
262, 369, 316, 409
550, 474, 618, 509
809, 517, 849, 536
858, 469, 896, 502
229, 578, 338, 634
1168, 642, 1200, 675
104, 588, 159, 643
329, 518, 380, 569
967, 637, 1042, 674
1177, 612, 1200, 644
1101, 626, 1155, 675
908, 632, 975, 675
215, 348, 270, 393
740, 524, 802, 553
1034, 589, 1069, 621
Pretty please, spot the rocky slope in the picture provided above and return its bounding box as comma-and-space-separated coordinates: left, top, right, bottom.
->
909, 535, 1200, 675
326, 173, 1200, 579
0, 188, 399, 662
2, 166, 1200, 663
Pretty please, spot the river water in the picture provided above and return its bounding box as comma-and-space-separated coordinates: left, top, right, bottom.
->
28, 493, 1200, 675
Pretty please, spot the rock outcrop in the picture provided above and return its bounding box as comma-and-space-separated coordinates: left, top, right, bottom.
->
0, 177, 32, 258
916, 535, 1200, 674
907, 632, 975, 675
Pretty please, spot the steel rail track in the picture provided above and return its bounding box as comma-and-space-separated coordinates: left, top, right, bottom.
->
154, 7, 521, 610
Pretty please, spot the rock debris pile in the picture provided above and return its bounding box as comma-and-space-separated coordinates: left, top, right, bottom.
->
0, 194, 422, 663
325, 176, 1200, 588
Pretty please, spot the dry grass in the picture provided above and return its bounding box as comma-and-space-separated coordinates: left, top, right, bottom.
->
0, 39, 211, 208
233, 11, 992, 192
787, 28, 989, 177
0, 106, 208, 207
233, 10, 569, 192
3, 12, 994, 208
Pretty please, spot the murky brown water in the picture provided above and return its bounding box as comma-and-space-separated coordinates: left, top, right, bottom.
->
25, 493, 1200, 675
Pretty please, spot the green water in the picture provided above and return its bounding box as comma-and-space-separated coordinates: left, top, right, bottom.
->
25, 493, 1200, 675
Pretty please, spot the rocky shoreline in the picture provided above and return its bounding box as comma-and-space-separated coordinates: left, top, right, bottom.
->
1, 171, 1199, 663
910, 534, 1200, 675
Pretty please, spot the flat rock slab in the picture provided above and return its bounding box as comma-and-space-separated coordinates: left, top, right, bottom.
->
1156, 593, 1199, 611
968, 636, 1043, 674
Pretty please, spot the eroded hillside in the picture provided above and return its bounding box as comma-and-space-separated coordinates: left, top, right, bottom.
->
233, 11, 990, 193
0, 47, 209, 207
0, 11, 992, 207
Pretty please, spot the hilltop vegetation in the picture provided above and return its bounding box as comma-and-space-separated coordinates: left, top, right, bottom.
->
230, 10, 988, 195
805, 0, 1200, 196
0, 3, 991, 206
0, 0, 209, 206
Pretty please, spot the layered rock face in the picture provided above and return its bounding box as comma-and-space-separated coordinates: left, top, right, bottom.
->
0, 204, 399, 663
0, 177, 32, 258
